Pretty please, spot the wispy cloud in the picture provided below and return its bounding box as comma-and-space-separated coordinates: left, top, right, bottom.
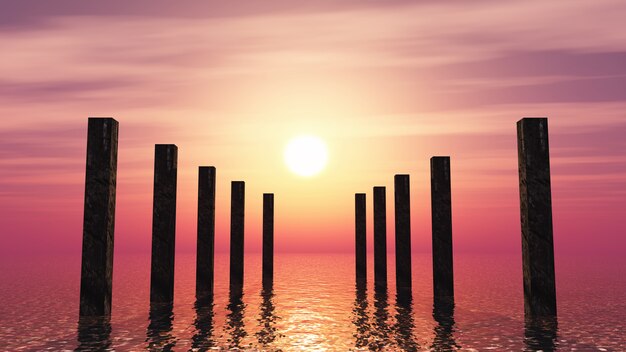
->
1, 0, 625, 254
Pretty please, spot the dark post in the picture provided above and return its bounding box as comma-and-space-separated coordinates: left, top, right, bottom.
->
150, 144, 178, 304
394, 174, 412, 290
517, 117, 557, 316
79, 118, 118, 317
373, 186, 387, 288
431, 157, 454, 302
263, 193, 274, 286
355, 193, 367, 281
230, 181, 245, 289
196, 166, 216, 299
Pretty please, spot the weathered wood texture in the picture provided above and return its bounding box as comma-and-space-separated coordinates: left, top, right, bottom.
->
373, 186, 387, 287
394, 175, 412, 289
517, 117, 557, 316
150, 144, 178, 304
355, 193, 367, 281
230, 181, 245, 289
263, 193, 274, 285
431, 156, 454, 302
196, 166, 216, 298
79, 118, 119, 317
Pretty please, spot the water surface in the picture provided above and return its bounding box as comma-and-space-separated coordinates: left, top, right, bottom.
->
0, 253, 623, 351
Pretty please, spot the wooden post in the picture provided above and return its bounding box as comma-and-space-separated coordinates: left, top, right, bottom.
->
431, 156, 454, 302
77, 316, 112, 349
229, 181, 245, 289
146, 302, 175, 350
79, 117, 118, 317
394, 175, 412, 290
150, 144, 178, 304
355, 193, 367, 281
196, 166, 216, 299
263, 193, 274, 286
431, 299, 457, 351
517, 117, 557, 316
373, 186, 387, 288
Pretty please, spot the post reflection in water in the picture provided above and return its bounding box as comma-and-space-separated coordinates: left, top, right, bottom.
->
352, 280, 371, 349
256, 284, 281, 346
524, 315, 558, 352
394, 289, 419, 351
191, 296, 216, 351
225, 287, 247, 349
145, 302, 176, 351
369, 286, 392, 351
75, 316, 112, 351
430, 299, 460, 351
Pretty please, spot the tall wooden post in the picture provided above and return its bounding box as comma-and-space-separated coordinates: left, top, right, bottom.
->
79, 117, 118, 317
262, 193, 274, 286
355, 193, 367, 281
150, 144, 178, 304
230, 181, 245, 289
196, 166, 216, 299
373, 186, 387, 288
517, 117, 557, 316
431, 157, 454, 302
394, 174, 412, 290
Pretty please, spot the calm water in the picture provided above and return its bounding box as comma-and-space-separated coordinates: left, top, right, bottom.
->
0, 253, 624, 351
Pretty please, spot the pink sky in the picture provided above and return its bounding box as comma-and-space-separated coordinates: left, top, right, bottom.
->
1, 0, 625, 257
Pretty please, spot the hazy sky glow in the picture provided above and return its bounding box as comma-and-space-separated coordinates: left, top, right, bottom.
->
1, 0, 625, 257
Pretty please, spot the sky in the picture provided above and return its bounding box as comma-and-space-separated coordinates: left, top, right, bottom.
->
1, 0, 625, 257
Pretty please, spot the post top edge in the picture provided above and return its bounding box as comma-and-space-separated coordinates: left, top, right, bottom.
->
88, 117, 118, 123
518, 117, 548, 123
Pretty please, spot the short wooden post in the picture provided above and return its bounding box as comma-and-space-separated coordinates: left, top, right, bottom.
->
373, 186, 387, 288
196, 166, 216, 299
150, 144, 178, 304
79, 117, 118, 317
517, 117, 557, 316
262, 193, 274, 286
431, 157, 454, 302
355, 193, 367, 281
229, 181, 245, 289
146, 302, 175, 349
394, 175, 412, 290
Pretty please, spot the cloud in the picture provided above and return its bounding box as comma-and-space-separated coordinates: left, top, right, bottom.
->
1, 0, 625, 255
1, 0, 626, 114
0, 79, 138, 103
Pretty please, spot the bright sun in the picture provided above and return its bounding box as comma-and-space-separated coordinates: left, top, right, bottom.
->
284, 135, 328, 177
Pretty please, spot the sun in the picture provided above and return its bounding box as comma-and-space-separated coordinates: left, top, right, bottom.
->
284, 135, 328, 177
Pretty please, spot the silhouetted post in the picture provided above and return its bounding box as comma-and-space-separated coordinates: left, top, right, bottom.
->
150, 144, 178, 304
394, 174, 412, 290
431, 157, 454, 302
517, 117, 557, 316
146, 302, 175, 350
524, 315, 558, 351
79, 118, 118, 317
77, 316, 113, 349
431, 299, 458, 351
262, 193, 274, 286
355, 193, 367, 282
373, 186, 387, 288
230, 181, 245, 290
196, 166, 216, 299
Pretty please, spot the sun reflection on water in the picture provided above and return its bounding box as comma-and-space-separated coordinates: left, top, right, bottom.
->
1, 254, 621, 350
